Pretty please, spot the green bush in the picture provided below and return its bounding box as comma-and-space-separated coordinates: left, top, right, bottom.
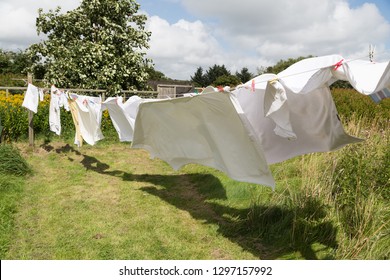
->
0, 91, 117, 142
0, 144, 31, 176
332, 89, 390, 128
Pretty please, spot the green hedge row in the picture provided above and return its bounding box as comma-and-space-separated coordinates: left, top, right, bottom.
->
0, 91, 116, 142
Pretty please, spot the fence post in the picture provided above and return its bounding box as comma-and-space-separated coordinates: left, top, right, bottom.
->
27, 73, 34, 147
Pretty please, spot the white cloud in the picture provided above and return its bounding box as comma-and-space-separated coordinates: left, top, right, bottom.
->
181, 0, 390, 62
0, 0, 80, 50
145, 14, 274, 80
143, 0, 390, 79
145, 15, 228, 79
1, 0, 389, 80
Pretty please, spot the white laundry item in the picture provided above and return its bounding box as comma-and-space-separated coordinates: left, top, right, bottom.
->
276, 55, 390, 95
59, 90, 70, 111
49, 86, 71, 135
132, 91, 275, 188
102, 96, 143, 142
234, 54, 390, 165
39, 89, 44, 102
370, 86, 390, 103
122, 95, 143, 133
276, 54, 343, 94
102, 97, 132, 142
235, 83, 362, 165
22, 83, 43, 113
49, 85, 62, 135
341, 59, 390, 94
70, 94, 104, 146
264, 80, 296, 140
263, 55, 390, 144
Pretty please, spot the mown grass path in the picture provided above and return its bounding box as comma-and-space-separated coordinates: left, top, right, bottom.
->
6, 141, 260, 260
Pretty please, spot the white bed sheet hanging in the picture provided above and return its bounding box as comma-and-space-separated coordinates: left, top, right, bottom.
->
102, 95, 143, 142
233, 54, 390, 165
131, 91, 275, 188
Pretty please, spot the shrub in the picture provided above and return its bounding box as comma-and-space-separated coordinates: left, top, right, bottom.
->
332, 89, 390, 128
0, 92, 28, 141
0, 90, 116, 142
0, 144, 31, 176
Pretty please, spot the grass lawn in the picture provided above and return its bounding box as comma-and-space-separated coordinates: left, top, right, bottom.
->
4, 140, 266, 259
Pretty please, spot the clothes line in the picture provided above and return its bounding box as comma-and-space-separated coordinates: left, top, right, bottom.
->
247, 50, 390, 87
0, 86, 158, 97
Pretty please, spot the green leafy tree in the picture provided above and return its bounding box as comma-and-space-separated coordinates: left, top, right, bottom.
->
213, 74, 241, 87
235, 67, 253, 83
0, 49, 32, 74
190, 66, 207, 87
11, 50, 32, 74
191, 64, 247, 87
146, 66, 168, 81
28, 0, 151, 94
0, 50, 11, 73
205, 64, 230, 85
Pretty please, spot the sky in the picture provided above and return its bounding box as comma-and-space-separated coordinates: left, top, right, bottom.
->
0, 0, 390, 80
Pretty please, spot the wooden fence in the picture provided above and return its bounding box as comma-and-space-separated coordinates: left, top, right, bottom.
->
156, 84, 194, 99
0, 86, 158, 100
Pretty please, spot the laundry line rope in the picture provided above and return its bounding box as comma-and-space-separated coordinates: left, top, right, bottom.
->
249, 50, 390, 87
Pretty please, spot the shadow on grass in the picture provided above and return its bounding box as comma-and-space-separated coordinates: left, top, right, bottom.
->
40, 142, 338, 259
41, 142, 123, 176
131, 174, 338, 260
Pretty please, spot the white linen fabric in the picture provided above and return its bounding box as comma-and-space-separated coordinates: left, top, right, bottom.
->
49, 85, 70, 135
69, 94, 104, 146
49, 86, 61, 135
22, 83, 43, 113
132, 91, 275, 188
101, 96, 143, 142
235, 82, 362, 165
234, 54, 390, 165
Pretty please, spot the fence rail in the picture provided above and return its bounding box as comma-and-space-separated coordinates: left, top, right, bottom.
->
0, 86, 158, 99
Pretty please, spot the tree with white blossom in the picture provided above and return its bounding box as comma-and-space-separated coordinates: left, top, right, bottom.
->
28, 0, 151, 95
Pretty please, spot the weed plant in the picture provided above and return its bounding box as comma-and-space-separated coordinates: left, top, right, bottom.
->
0, 144, 31, 176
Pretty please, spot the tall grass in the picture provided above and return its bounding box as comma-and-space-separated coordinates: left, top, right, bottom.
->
0, 144, 31, 258
0, 144, 32, 176
330, 117, 389, 259
243, 112, 389, 259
